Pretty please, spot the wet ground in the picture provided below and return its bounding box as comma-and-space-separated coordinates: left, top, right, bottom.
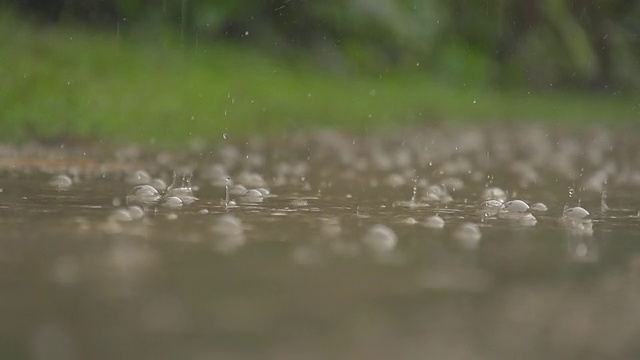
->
2, 125, 640, 360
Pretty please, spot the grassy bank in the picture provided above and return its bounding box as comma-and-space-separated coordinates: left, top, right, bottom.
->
0, 13, 638, 146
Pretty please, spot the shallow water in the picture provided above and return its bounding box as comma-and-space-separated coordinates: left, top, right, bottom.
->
2, 126, 640, 360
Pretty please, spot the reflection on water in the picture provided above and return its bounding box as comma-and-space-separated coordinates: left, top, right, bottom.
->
1, 126, 640, 359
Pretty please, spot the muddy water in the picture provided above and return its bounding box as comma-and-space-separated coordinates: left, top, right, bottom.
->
1, 126, 640, 360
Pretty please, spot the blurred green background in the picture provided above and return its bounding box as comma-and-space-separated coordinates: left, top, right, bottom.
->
1, 0, 639, 144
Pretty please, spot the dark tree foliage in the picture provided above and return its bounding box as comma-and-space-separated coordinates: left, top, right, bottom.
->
6, 0, 640, 90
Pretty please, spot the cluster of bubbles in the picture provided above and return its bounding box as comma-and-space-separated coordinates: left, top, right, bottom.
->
32, 125, 639, 260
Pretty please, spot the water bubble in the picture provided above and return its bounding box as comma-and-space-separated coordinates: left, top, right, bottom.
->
239, 189, 264, 203
567, 237, 599, 263
150, 178, 168, 192
127, 205, 145, 220
498, 199, 530, 219
518, 213, 538, 226
402, 217, 419, 225
423, 215, 445, 229
502, 199, 529, 212
162, 196, 183, 208
530, 202, 548, 212
421, 184, 448, 202
49, 174, 73, 190
563, 206, 590, 219
229, 184, 247, 196
212, 214, 243, 234
164, 173, 198, 204
479, 199, 503, 218
452, 223, 482, 249
166, 213, 179, 220
211, 214, 245, 254
561, 206, 593, 234
363, 224, 397, 253
289, 199, 309, 207
255, 188, 271, 197
110, 208, 133, 222
126, 185, 161, 206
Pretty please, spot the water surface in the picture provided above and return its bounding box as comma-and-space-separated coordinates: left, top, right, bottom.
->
1, 126, 640, 360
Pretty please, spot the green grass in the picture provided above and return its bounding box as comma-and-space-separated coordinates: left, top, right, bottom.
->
0, 12, 638, 146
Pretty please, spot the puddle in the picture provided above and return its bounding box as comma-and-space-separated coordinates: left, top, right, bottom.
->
1, 125, 640, 359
